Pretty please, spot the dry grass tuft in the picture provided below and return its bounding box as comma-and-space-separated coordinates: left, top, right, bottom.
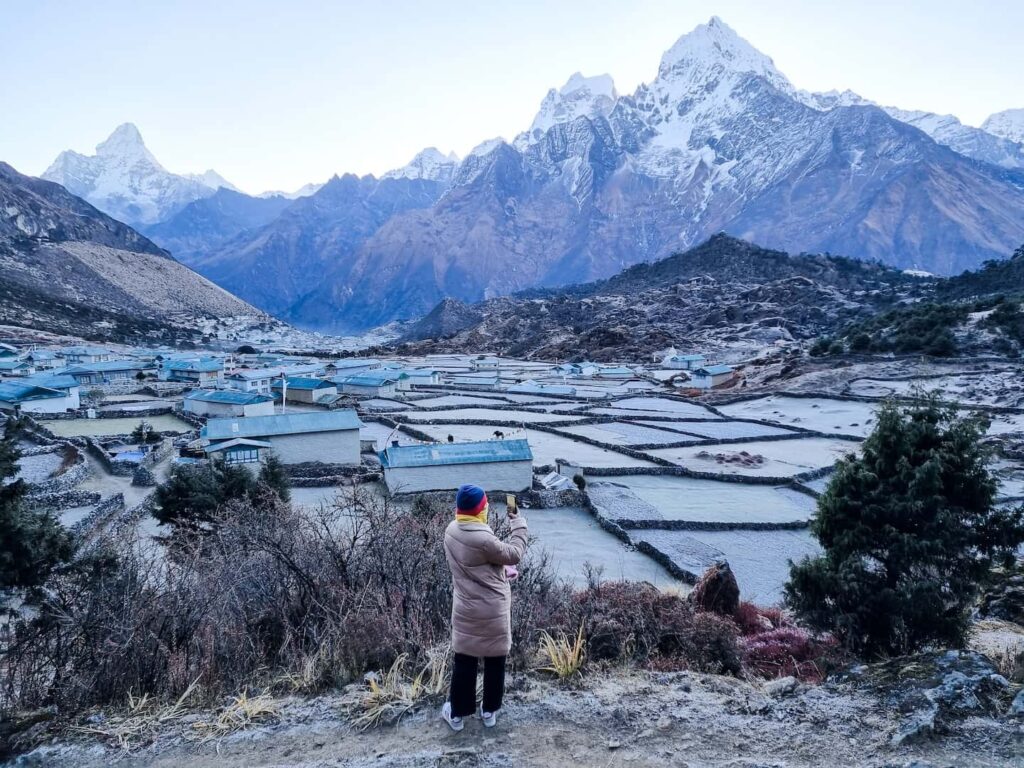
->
192, 689, 280, 741
538, 623, 586, 681
71, 677, 200, 753
348, 645, 451, 729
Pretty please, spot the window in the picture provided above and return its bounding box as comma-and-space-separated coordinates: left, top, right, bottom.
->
224, 448, 259, 464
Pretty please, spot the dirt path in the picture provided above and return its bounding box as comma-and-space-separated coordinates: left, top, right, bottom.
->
18, 671, 1021, 768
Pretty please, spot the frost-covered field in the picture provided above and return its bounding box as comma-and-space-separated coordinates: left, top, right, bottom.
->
608, 397, 719, 418
637, 420, 798, 440
47, 414, 192, 437
557, 422, 702, 446
599, 475, 817, 525
590, 406, 723, 420
359, 398, 413, 411
719, 397, 879, 437
685, 529, 822, 605
846, 370, 1021, 405
360, 421, 416, 450
405, 423, 656, 467
400, 408, 585, 424
14, 452, 64, 484
411, 394, 510, 408
648, 437, 857, 477
526, 506, 682, 588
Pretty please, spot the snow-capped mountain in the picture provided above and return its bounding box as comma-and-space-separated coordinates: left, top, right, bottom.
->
41, 123, 235, 227
258, 181, 324, 200
179, 16, 1024, 332
795, 90, 1024, 170
983, 109, 1024, 144
515, 72, 618, 147
0, 161, 261, 341
382, 147, 460, 183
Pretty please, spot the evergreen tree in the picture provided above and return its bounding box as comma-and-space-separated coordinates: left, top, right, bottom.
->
785, 398, 1024, 656
258, 454, 291, 502
153, 462, 255, 534
0, 418, 74, 593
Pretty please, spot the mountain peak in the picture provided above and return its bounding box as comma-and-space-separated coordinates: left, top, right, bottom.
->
382, 147, 460, 183
982, 108, 1024, 144
95, 122, 153, 158
656, 16, 791, 93
518, 71, 619, 146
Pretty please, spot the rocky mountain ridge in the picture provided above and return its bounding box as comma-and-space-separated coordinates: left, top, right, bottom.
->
40, 123, 234, 227
186, 17, 1024, 331
0, 161, 264, 343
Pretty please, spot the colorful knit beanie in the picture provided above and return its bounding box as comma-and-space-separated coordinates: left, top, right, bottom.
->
455, 484, 488, 523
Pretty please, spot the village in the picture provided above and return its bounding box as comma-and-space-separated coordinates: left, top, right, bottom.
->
3, 339, 1024, 604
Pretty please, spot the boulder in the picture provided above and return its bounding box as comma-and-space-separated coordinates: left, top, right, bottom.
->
689, 562, 740, 616
842, 650, 1012, 744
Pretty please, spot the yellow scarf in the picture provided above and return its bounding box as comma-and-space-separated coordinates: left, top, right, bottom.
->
456, 503, 488, 525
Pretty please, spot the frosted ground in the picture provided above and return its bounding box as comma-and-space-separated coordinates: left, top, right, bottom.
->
686, 529, 822, 605
525, 506, 681, 588
599, 474, 816, 525
46, 414, 192, 437
635, 419, 798, 440
402, 423, 657, 467
400, 407, 586, 424
718, 396, 879, 437
648, 437, 858, 477
556, 421, 703, 446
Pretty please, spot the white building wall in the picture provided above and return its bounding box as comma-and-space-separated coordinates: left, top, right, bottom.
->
267, 429, 360, 465
383, 459, 533, 494
1, 393, 78, 413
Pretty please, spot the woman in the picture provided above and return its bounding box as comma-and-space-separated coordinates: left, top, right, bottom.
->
441, 484, 529, 731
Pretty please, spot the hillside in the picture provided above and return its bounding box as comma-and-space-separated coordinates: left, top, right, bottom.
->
0, 162, 264, 343
397, 234, 916, 360
176, 18, 1024, 331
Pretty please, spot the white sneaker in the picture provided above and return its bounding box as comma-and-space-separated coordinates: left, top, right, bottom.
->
441, 701, 464, 732
479, 706, 497, 728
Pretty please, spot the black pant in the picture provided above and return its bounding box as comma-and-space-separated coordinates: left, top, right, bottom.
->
449, 652, 505, 717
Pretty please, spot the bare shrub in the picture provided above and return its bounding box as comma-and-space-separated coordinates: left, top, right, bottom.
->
0, 485, 562, 718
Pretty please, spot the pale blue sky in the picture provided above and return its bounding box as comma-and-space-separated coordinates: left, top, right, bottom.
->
2, 0, 1021, 194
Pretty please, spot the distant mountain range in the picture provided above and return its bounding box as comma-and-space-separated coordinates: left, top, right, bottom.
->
32, 17, 1024, 333
0, 161, 263, 342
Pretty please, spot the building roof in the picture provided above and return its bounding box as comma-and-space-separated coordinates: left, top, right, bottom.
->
185, 389, 274, 405
202, 410, 362, 440
227, 369, 275, 381
166, 359, 223, 372
328, 358, 381, 370
336, 371, 407, 387
62, 346, 113, 356
56, 360, 147, 375
204, 437, 274, 453
271, 377, 335, 390
696, 364, 734, 376
22, 374, 79, 390
379, 438, 532, 469
0, 360, 31, 371
0, 382, 65, 402
508, 380, 576, 396
669, 354, 705, 361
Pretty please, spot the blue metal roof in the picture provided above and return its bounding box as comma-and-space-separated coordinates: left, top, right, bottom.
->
671, 354, 705, 361
336, 371, 407, 387
62, 346, 113, 355
380, 438, 532, 469
22, 374, 79, 390
696, 364, 734, 375
0, 382, 64, 402
166, 359, 223, 372
271, 377, 335, 390
202, 410, 362, 440
185, 389, 274, 405
0, 360, 31, 371
56, 360, 147, 374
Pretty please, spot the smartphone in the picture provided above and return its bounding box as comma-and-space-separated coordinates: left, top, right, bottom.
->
506, 494, 518, 516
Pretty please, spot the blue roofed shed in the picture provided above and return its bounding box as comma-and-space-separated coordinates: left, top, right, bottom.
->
202, 410, 362, 466
379, 438, 533, 494
271, 377, 338, 404
0, 381, 78, 414
183, 389, 275, 418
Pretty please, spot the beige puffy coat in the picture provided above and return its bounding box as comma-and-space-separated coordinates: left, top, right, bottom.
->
443, 517, 529, 658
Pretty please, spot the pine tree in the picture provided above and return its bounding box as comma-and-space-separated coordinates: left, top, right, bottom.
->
785, 397, 1024, 656
258, 454, 291, 502
0, 418, 74, 593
